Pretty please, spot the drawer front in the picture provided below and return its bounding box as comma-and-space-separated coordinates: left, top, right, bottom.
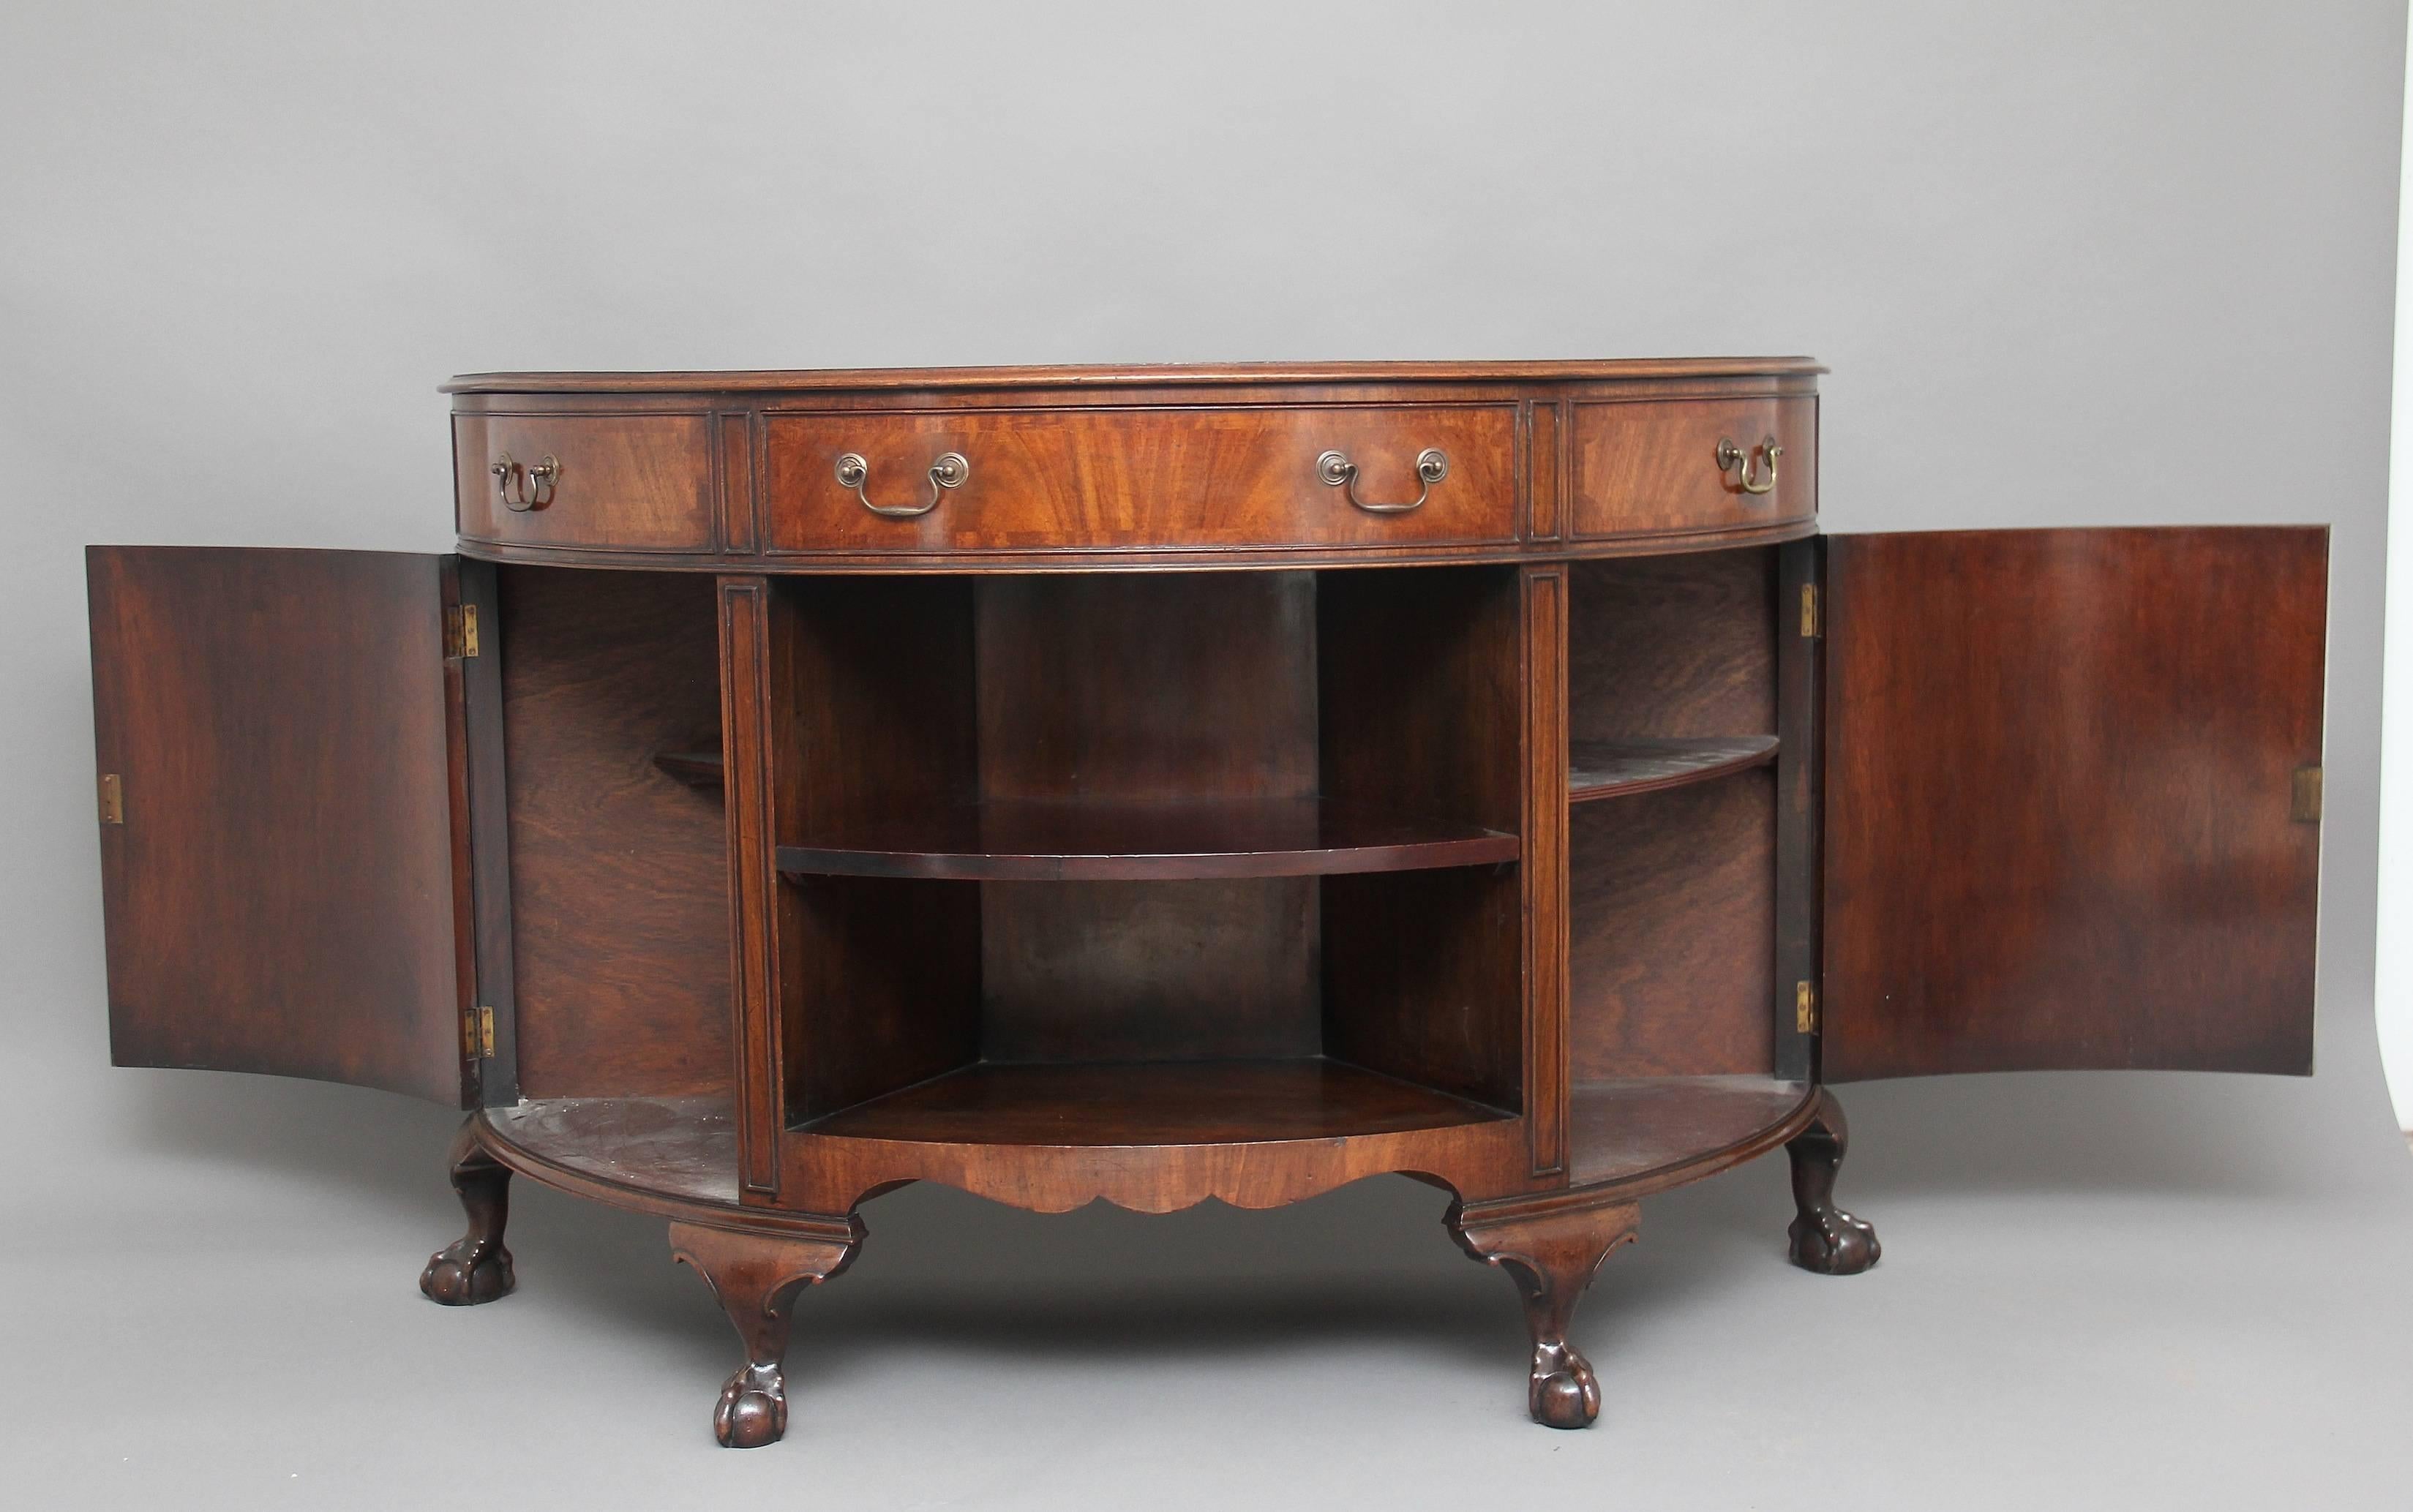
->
1567, 397, 1815, 539
454, 413, 716, 552
762, 405, 1518, 554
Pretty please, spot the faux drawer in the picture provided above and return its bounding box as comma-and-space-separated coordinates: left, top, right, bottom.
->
454, 413, 716, 552
1567, 397, 1815, 539
762, 405, 1518, 554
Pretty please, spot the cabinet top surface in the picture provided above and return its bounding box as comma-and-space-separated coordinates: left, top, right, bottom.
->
441, 356, 1825, 395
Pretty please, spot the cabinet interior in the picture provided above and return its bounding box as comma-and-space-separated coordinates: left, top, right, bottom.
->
769, 565, 1526, 1143
495, 564, 732, 1104
487, 547, 1795, 1179
1564, 547, 1794, 1186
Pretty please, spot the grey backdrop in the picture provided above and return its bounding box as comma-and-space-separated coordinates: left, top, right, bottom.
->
5, 3, 2411, 1507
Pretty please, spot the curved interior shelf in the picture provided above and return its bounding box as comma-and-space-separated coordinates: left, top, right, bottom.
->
798, 1058, 1512, 1146
775, 797, 1518, 881
1567, 735, 1778, 803
653, 750, 724, 789
481, 1080, 1806, 1204
1568, 1076, 1810, 1187
487, 1095, 738, 1205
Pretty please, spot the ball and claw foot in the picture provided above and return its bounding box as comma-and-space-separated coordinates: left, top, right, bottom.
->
1785, 1088, 1880, 1276
1450, 1195, 1639, 1431
419, 1237, 515, 1305
1529, 1342, 1601, 1429
669, 1216, 863, 1451
1788, 1206, 1880, 1276
421, 1123, 514, 1305
714, 1363, 788, 1449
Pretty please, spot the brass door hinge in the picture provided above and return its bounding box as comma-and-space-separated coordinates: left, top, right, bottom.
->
98, 773, 124, 825
2292, 766, 2322, 824
1795, 979, 1819, 1034
466, 1005, 496, 1059
444, 604, 481, 659
1799, 583, 1821, 639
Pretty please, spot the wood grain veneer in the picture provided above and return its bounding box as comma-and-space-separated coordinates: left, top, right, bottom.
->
87, 358, 2341, 1448
498, 565, 732, 1099
455, 413, 717, 552
87, 546, 474, 1104
1569, 398, 1816, 540
443, 357, 1830, 394
762, 405, 1517, 554
1568, 736, 1779, 802
1569, 772, 1777, 1080
975, 572, 1321, 1065
1568, 548, 1777, 740
1822, 527, 2327, 1079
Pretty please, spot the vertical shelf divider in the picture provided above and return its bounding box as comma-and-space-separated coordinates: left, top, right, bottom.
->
716, 574, 785, 1201
1521, 564, 1571, 1178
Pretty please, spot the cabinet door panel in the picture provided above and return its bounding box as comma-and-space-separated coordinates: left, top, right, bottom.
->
1823, 527, 2325, 1080
87, 547, 477, 1105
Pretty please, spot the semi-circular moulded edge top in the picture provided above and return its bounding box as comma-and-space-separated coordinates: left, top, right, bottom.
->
441, 356, 1827, 395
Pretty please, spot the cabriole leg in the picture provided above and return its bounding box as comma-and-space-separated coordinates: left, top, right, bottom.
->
419, 1120, 515, 1305
1786, 1088, 1881, 1275
1449, 1195, 1640, 1429
669, 1216, 863, 1449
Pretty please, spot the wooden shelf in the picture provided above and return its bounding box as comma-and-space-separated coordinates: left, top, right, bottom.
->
1568, 1076, 1811, 1187
652, 750, 724, 789
485, 1096, 738, 1204
800, 1058, 1513, 1146
775, 797, 1518, 881
1567, 736, 1778, 803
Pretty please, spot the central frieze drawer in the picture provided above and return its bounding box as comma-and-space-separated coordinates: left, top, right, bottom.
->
762, 405, 1519, 554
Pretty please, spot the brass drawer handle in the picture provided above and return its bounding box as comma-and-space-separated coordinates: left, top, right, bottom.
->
1716, 436, 1782, 496
836, 451, 969, 518
490, 453, 560, 513
1318, 448, 1449, 514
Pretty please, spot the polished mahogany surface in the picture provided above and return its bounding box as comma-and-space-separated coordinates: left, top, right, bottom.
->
774, 797, 1517, 881
454, 412, 717, 552
443, 357, 1829, 393
1567, 735, 1779, 802
1822, 527, 2327, 1080
1567, 396, 1816, 540
761, 403, 1519, 554
444, 359, 1824, 571
488, 1096, 740, 1204
969, 573, 1324, 1068
1566, 1076, 1814, 1189
1317, 566, 1530, 1116
92, 356, 2344, 1448
652, 750, 724, 787
497, 566, 732, 1099
87, 547, 475, 1105
1566, 548, 1776, 739
780, 1068, 1534, 1217
800, 1059, 1512, 1144
1570, 770, 1777, 1080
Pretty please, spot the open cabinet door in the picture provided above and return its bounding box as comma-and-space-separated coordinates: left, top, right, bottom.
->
1821, 528, 2326, 1080
87, 546, 499, 1106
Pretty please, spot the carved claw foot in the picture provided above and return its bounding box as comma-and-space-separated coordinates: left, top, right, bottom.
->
1528, 1341, 1602, 1429
1785, 1088, 1880, 1276
1788, 1206, 1881, 1275
669, 1215, 863, 1449
1451, 1193, 1639, 1429
421, 1121, 514, 1306
713, 1362, 788, 1449
420, 1235, 515, 1305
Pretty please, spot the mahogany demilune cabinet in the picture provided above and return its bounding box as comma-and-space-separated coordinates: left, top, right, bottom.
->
84, 360, 2327, 1446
